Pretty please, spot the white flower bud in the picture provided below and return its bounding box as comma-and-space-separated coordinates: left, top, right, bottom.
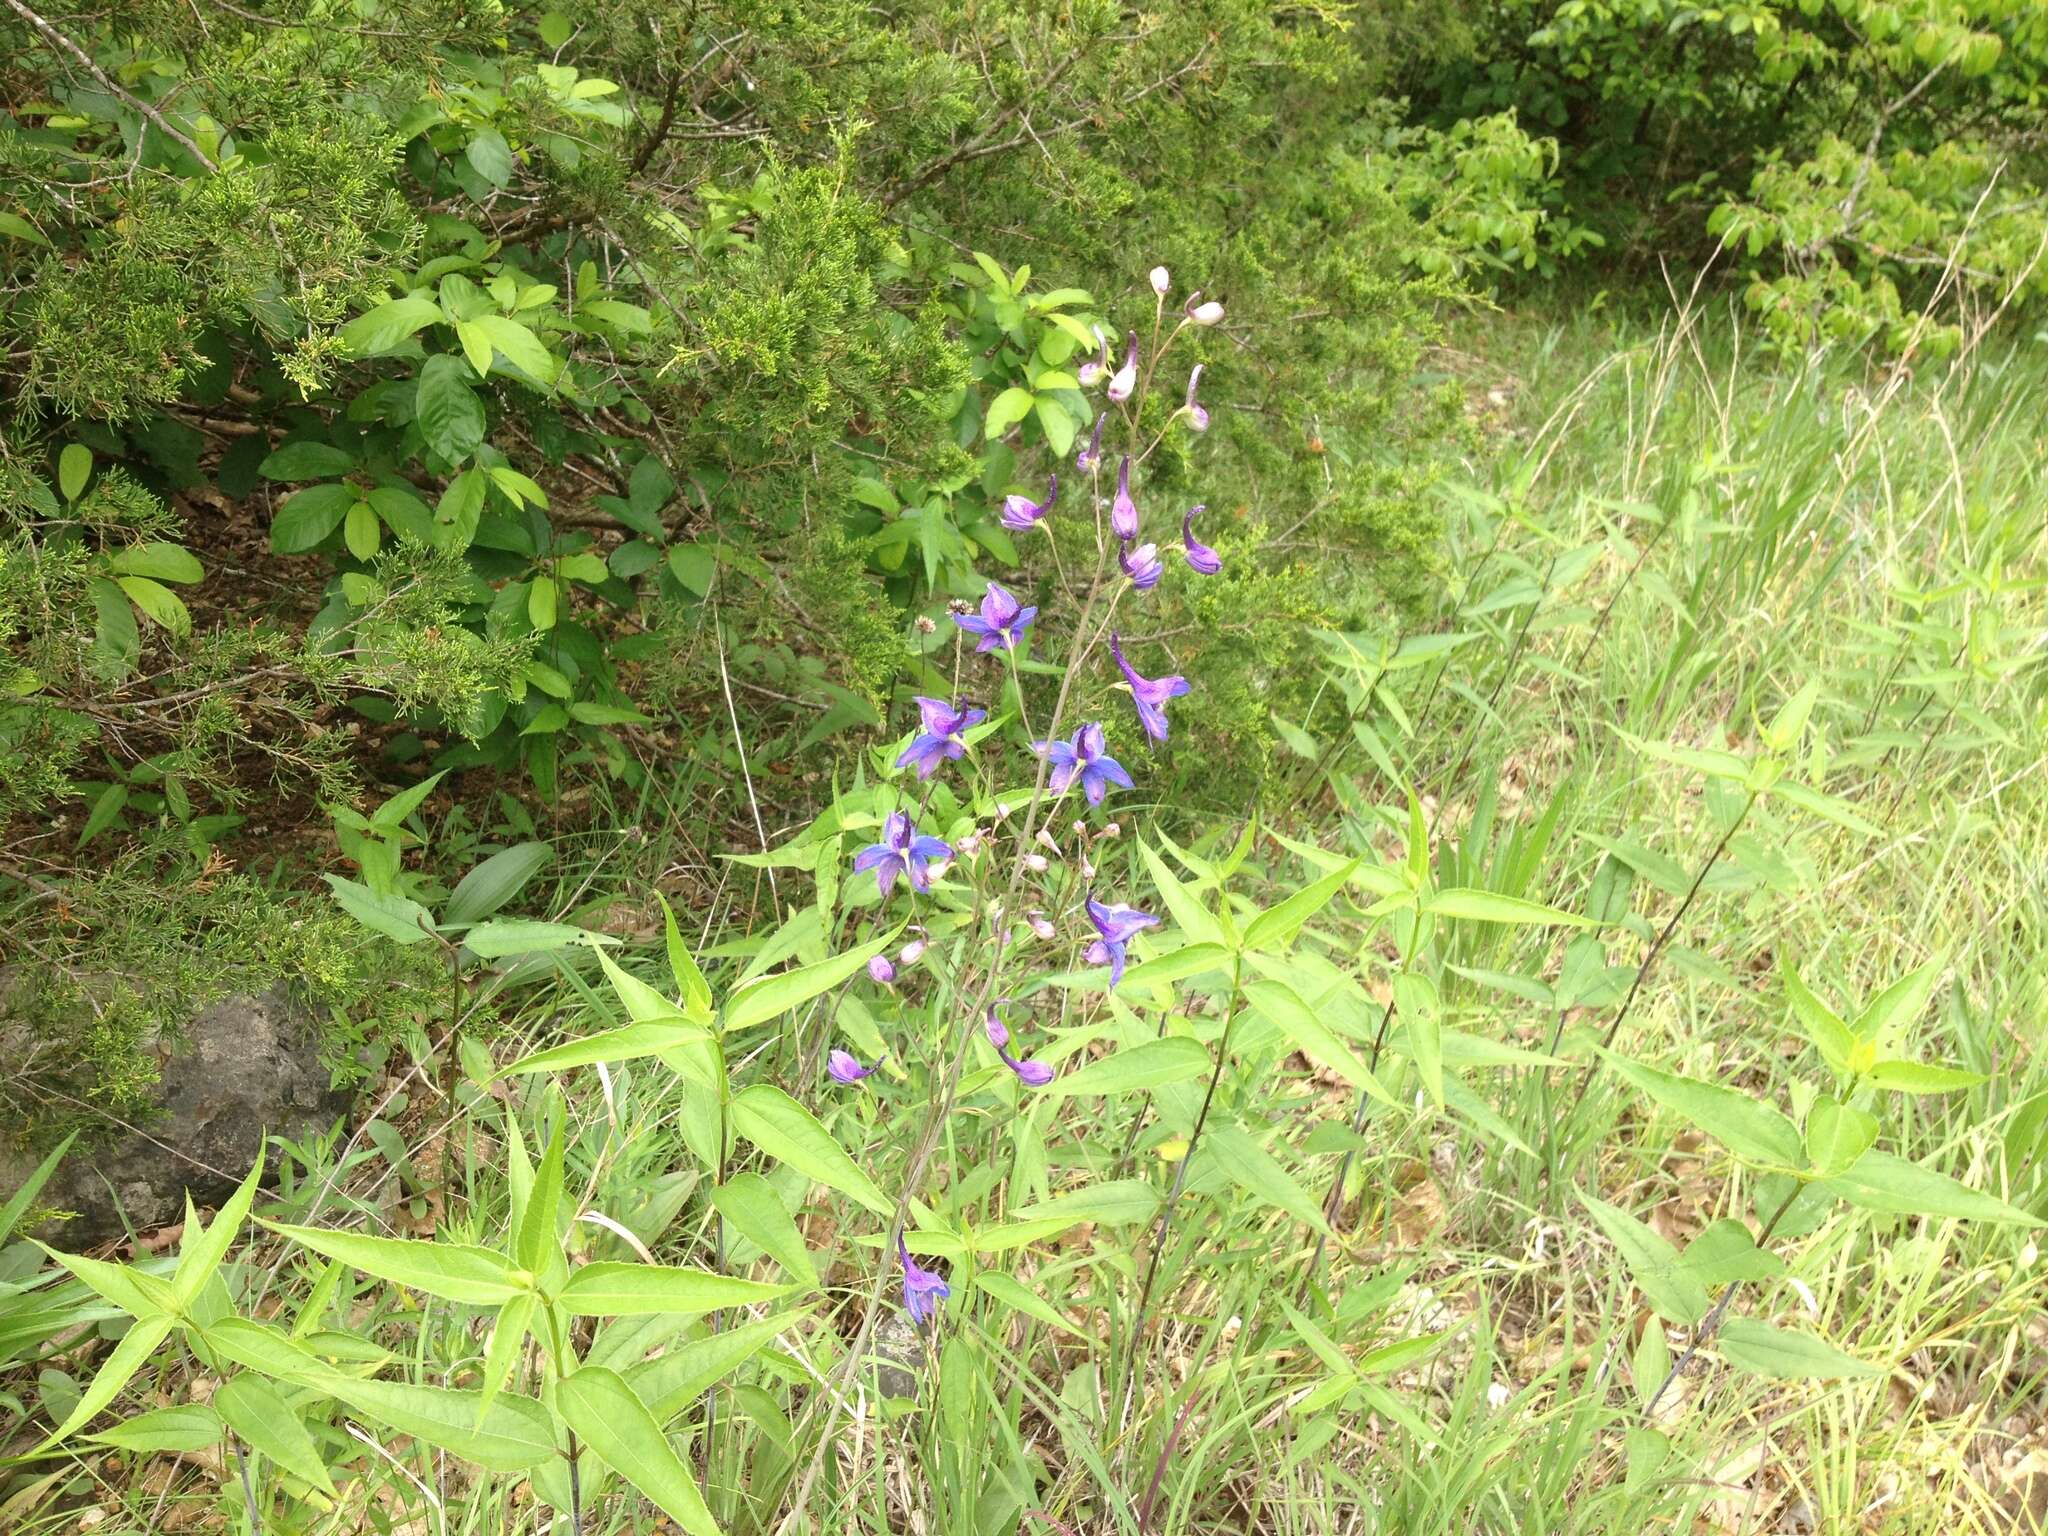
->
1149, 266, 1171, 295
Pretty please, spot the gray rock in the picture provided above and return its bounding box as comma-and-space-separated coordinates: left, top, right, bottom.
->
4, 987, 350, 1247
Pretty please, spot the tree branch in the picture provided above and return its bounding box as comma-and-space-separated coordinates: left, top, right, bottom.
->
5, 0, 221, 172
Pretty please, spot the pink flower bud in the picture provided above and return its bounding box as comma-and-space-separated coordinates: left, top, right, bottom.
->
1024, 852, 1048, 873
1027, 912, 1057, 940
867, 955, 896, 986
1185, 291, 1224, 326
1149, 266, 1171, 295
899, 938, 927, 965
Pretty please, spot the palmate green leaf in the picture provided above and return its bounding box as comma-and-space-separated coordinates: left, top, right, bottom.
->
215, 1375, 336, 1496
495, 1017, 710, 1077
1424, 888, 1598, 927
1717, 1317, 1882, 1380
262, 1223, 529, 1305
710, 1173, 819, 1288
1244, 979, 1397, 1108
1817, 1148, 2043, 1225
1579, 1190, 1710, 1325
1604, 1055, 1806, 1168
1243, 859, 1361, 951
42, 1315, 174, 1445
557, 1367, 723, 1536
730, 1085, 893, 1216
1041, 1036, 1210, 1099
724, 931, 895, 1032
557, 1261, 790, 1317
1205, 1124, 1330, 1234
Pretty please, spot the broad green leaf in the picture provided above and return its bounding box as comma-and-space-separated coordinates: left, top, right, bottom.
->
710, 1174, 819, 1288
322, 874, 436, 945
339, 295, 442, 357
595, 946, 690, 1022
201, 1317, 328, 1380
1580, 1191, 1710, 1325
983, 386, 1036, 439
656, 893, 714, 1018
89, 1403, 222, 1454
558, 1262, 789, 1317
444, 842, 554, 925
1769, 778, 1883, 837
88, 578, 140, 680
262, 1223, 529, 1304
1781, 960, 1855, 1076
1679, 1219, 1785, 1286
631, 1310, 805, 1420
556, 1367, 722, 1536
115, 576, 191, 635
42, 1316, 174, 1445
1805, 1099, 1879, 1176
1244, 980, 1396, 1107
1716, 1317, 1882, 1380
1205, 1124, 1329, 1233
1007, 1180, 1162, 1228
1137, 840, 1223, 946
465, 128, 514, 187
1605, 1056, 1805, 1168
1855, 955, 1947, 1046
1761, 677, 1822, 753
174, 1149, 265, 1303
416, 353, 487, 463
470, 314, 557, 385
368, 769, 445, 834
106, 542, 203, 584
1243, 860, 1360, 951
476, 1291, 536, 1419
38, 1248, 179, 1321
1818, 1148, 2042, 1225
730, 1085, 893, 1217
515, 1117, 564, 1276
77, 780, 127, 846
1042, 1036, 1209, 1099
215, 1375, 336, 1496
1424, 888, 1596, 927
463, 920, 592, 958
724, 932, 894, 1032
975, 1272, 1084, 1336
58, 442, 92, 500
1865, 1059, 1986, 1094
260, 441, 356, 480
306, 1375, 555, 1471
271, 483, 356, 553
496, 1017, 709, 1077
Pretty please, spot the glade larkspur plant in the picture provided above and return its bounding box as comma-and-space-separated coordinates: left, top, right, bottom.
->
1112, 456, 1140, 540
985, 1005, 1055, 1087
1001, 474, 1058, 533
853, 810, 952, 896
829, 1048, 884, 1084
1077, 412, 1105, 472
1121, 540, 1164, 591
1183, 506, 1222, 574
897, 696, 987, 778
1184, 364, 1209, 431
1108, 331, 1139, 401
1084, 895, 1161, 985
954, 581, 1037, 652
1111, 632, 1192, 742
898, 1234, 950, 1328
1035, 722, 1133, 806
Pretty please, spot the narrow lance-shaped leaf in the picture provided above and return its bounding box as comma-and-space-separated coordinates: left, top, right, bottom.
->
556, 1367, 723, 1536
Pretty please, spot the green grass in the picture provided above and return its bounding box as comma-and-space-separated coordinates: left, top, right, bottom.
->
7, 300, 2046, 1535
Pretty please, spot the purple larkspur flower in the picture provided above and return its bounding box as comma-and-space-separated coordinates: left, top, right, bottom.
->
1033, 721, 1132, 806
1184, 364, 1209, 432
899, 1234, 950, 1327
1182, 505, 1221, 575
1001, 473, 1057, 533
867, 954, 896, 986
1078, 325, 1110, 387
896, 696, 986, 779
1112, 456, 1139, 541
1185, 292, 1224, 327
828, 1048, 884, 1084
1085, 896, 1161, 987
985, 1005, 1055, 1088
1076, 412, 1104, 474
953, 581, 1037, 653
1107, 331, 1138, 403
852, 810, 952, 897
1109, 632, 1191, 743
1121, 539, 1163, 591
